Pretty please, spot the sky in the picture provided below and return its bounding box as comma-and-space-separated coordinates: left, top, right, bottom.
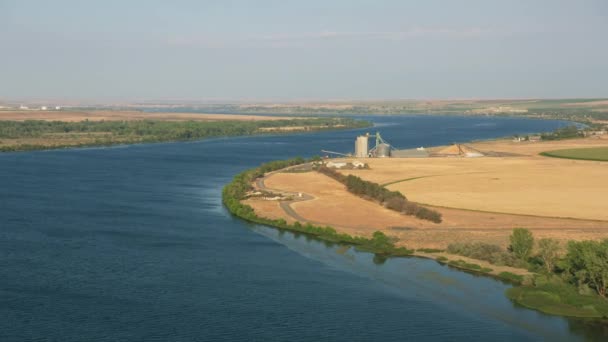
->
1, 0, 607, 102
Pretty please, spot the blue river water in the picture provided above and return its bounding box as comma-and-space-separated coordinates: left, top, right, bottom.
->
1, 115, 606, 341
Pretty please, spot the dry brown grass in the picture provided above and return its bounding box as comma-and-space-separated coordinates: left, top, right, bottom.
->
0, 110, 295, 122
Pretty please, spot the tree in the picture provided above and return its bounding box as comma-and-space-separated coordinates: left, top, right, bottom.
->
370, 231, 394, 251
537, 238, 560, 273
510, 228, 534, 260
564, 240, 608, 297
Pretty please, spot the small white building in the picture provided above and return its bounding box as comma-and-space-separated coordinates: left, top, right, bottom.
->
326, 161, 347, 169
352, 161, 365, 168
40, 106, 48, 110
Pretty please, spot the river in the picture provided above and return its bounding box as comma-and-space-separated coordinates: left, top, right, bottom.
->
1, 115, 605, 341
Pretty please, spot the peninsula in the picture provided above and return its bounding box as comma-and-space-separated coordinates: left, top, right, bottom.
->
225, 132, 608, 318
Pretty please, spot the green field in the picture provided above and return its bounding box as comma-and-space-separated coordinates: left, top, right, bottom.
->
540, 147, 608, 162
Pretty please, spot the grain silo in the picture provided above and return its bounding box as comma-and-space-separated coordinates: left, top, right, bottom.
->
355, 135, 369, 158
375, 143, 391, 157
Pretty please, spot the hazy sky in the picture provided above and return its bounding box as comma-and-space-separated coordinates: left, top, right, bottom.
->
1, 0, 607, 101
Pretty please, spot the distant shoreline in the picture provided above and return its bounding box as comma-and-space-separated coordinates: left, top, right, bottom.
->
0, 114, 371, 152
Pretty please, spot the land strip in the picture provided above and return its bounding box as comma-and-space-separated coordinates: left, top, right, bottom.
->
0, 113, 370, 152
0, 110, 295, 122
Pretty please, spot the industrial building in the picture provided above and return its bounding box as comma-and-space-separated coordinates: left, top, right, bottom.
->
323, 131, 484, 159
354, 132, 392, 158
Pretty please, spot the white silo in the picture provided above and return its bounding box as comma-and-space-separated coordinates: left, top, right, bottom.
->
355, 135, 369, 158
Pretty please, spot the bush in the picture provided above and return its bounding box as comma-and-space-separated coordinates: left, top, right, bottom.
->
510, 228, 534, 260
498, 272, 525, 284
447, 242, 521, 267
537, 238, 560, 273
385, 197, 406, 211
417, 248, 444, 253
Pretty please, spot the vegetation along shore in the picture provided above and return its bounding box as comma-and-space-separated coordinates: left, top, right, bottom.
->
0, 111, 370, 152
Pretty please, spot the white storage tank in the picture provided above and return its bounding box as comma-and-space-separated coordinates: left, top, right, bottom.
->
355, 135, 369, 158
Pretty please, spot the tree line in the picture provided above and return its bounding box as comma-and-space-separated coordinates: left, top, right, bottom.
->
449, 228, 608, 298
316, 165, 442, 223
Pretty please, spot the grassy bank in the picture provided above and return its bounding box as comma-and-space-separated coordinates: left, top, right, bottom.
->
0, 117, 371, 152
540, 147, 608, 162
507, 278, 608, 318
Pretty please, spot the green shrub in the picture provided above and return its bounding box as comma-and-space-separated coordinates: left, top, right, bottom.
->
537, 238, 560, 273
510, 228, 534, 260
417, 248, 444, 253
447, 242, 520, 267
498, 272, 524, 284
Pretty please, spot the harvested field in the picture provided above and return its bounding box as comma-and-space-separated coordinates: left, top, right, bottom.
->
263, 172, 407, 237
465, 136, 608, 156
0, 110, 294, 122
346, 156, 608, 221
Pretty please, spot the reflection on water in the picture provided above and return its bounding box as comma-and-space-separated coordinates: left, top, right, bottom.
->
252, 225, 608, 341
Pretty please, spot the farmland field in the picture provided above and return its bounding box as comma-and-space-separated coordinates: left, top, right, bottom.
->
540, 147, 608, 161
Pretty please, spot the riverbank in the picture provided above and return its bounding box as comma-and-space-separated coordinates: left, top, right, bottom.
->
0, 114, 371, 152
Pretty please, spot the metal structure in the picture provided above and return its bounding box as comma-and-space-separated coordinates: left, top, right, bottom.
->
368, 132, 392, 157
321, 150, 351, 157
324, 131, 395, 159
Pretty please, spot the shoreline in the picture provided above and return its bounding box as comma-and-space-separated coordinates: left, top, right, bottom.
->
0, 116, 371, 153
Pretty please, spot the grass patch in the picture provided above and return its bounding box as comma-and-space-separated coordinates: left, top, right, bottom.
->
498, 272, 524, 284
506, 280, 608, 318
540, 147, 608, 162
436, 256, 448, 262
448, 259, 484, 271
417, 248, 445, 253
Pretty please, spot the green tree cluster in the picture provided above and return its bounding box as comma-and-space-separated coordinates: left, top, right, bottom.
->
563, 240, 608, 298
